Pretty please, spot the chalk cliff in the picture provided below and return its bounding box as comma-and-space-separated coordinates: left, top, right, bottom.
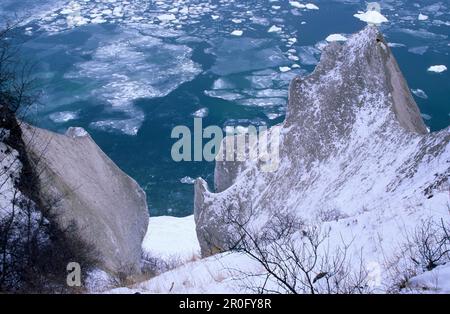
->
21, 124, 149, 275
194, 26, 450, 259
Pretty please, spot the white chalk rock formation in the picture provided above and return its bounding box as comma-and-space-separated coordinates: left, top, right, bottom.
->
194, 26, 449, 262
21, 124, 149, 275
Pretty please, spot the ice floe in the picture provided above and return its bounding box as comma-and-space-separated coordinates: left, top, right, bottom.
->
421, 113, 432, 120
388, 43, 406, 48
298, 46, 320, 65
239, 98, 286, 107
411, 89, 428, 99
428, 65, 447, 73
49, 111, 79, 123
266, 112, 283, 120
418, 14, 429, 21
157, 13, 177, 22
326, 34, 347, 42
212, 78, 235, 90
230, 30, 243, 36
305, 3, 319, 10
89, 116, 143, 136
13, 0, 449, 140
289, 2, 319, 10
192, 108, 209, 118
354, 10, 388, 25
395, 28, 447, 40
204, 90, 245, 101
408, 46, 429, 55
268, 25, 282, 33
180, 176, 196, 185
289, 1, 304, 9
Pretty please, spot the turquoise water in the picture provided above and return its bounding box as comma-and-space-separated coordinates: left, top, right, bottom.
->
1, 0, 449, 217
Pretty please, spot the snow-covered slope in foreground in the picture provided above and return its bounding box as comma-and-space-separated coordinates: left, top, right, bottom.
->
111, 252, 257, 294
408, 264, 450, 293
111, 216, 259, 294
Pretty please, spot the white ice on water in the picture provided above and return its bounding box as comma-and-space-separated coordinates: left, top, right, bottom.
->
268, 25, 282, 33
428, 65, 447, 73
411, 89, 428, 99
230, 30, 243, 36
325, 34, 347, 42
17, 0, 330, 136
64, 29, 201, 135
192, 108, 209, 118
279, 66, 291, 72
49, 111, 79, 123
180, 176, 196, 185
289, 2, 319, 10
418, 13, 429, 21
354, 10, 389, 25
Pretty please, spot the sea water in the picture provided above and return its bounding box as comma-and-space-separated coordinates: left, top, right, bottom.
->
1, 0, 448, 216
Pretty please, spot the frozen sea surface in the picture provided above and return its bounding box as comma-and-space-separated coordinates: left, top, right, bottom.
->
2, 0, 449, 216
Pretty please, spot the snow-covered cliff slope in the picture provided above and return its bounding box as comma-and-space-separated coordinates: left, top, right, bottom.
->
195, 25, 449, 255
194, 26, 449, 290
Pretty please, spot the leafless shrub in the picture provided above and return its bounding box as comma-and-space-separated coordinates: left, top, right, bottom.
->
0, 185, 100, 292
406, 218, 450, 272
316, 207, 349, 222
385, 217, 450, 293
217, 206, 373, 294
106, 253, 184, 289
141, 254, 183, 278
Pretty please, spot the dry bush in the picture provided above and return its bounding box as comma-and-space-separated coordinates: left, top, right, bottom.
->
217, 206, 373, 294
385, 217, 450, 293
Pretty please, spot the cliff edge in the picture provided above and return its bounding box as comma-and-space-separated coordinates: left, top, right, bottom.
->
21, 124, 149, 275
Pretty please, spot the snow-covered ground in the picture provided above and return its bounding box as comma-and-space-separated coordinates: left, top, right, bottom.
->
109, 214, 284, 294
109, 215, 262, 294
109, 208, 450, 294
142, 215, 200, 262
0, 131, 23, 218
110, 252, 260, 294
408, 264, 450, 293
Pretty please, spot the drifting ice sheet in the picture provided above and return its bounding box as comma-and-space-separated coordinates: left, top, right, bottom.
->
326, 34, 347, 42
354, 10, 389, 25
428, 65, 447, 73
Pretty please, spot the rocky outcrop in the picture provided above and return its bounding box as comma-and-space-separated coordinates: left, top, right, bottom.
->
194, 26, 450, 258
21, 124, 149, 275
